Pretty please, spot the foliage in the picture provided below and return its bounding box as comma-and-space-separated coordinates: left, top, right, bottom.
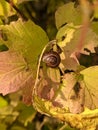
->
0, 0, 98, 130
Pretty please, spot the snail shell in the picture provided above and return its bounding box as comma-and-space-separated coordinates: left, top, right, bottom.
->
42, 51, 61, 68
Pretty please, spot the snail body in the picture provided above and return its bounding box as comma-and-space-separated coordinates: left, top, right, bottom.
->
42, 51, 61, 68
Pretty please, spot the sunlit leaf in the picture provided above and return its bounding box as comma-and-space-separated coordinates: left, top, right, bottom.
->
0, 19, 49, 72
93, 1, 98, 19
47, 68, 60, 83
0, 19, 48, 102
33, 95, 98, 129
54, 73, 85, 114
56, 23, 76, 47
0, 0, 15, 17
57, 24, 98, 60
33, 39, 98, 129
55, 2, 82, 29
80, 66, 98, 109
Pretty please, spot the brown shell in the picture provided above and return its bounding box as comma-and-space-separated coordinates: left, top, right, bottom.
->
42, 51, 61, 68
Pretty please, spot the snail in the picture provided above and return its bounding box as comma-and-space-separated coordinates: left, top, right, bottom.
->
42, 51, 61, 68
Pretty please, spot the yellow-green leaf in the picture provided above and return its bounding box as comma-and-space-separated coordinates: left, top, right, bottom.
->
80, 66, 98, 109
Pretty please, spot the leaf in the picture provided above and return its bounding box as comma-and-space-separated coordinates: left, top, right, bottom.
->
55, 2, 82, 29
56, 23, 76, 47
56, 24, 80, 71
0, 96, 8, 108
0, 51, 33, 95
47, 67, 60, 83
17, 105, 36, 126
0, 19, 49, 73
57, 24, 98, 58
0, 0, 15, 17
0, 19, 48, 103
0, 104, 19, 124
33, 95, 98, 129
0, 44, 8, 52
33, 40, 98, 129
93, 1, 98, 19
34, 46, 84, 113
80, 66, 98, 109
54, 73, 85, 114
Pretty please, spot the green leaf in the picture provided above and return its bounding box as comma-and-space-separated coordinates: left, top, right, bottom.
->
0, 19, 48, 103
17, 105, 36, 126
0, 96, 8, 108
0, 105, 19, 124
80, 66, 98, 109
0, 19, 49, 73
55, 2, 82, 29
0, 0, 15, 17
47, 68, 60, 83
56, 23, 76, 47
0, 44, 8, 52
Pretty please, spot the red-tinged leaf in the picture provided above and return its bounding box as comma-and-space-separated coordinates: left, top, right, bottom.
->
22, 80, 35, 105
0, 19, 48, 102
0, 51, 33, 95
0, 19, 49, 74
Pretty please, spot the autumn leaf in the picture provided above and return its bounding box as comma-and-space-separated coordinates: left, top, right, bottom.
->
0, 19, 48, 104
0, 51, 33, 95
0, 19, 49, 73
33, 27, 98, 129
